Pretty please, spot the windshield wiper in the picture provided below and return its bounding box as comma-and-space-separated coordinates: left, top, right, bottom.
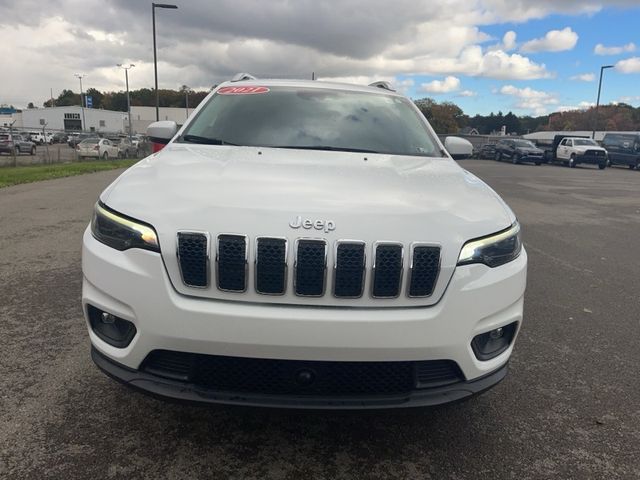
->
271, 145, 382, 154
181, 134, 238, 146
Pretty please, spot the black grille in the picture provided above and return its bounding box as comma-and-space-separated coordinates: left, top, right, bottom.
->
256, 237, 287, 295
177, 232, 208, 287
142, 350, 465, 396
217, 235, 247, 292
409, 246, 440, 297
372, 244, 403, 298
334, 242, 366, 298
295, 240, 326, 296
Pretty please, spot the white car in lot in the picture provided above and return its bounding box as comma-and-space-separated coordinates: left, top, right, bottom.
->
77, 138, 119, 159
83, 77, 527, 408
556, 137, 608, 169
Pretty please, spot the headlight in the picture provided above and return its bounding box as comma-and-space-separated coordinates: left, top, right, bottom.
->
91, 202, 160, 252
457, 222, 521, 268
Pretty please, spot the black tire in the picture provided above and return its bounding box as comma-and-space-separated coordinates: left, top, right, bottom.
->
30, 146, 36, 156
599, 163, 606, 170
512, 154, 519, 165
535, 161, 542, 166
103, 151, 109, 160
495, 152, 502, 162
569, 154, 577, 168
628, 163, 636, 170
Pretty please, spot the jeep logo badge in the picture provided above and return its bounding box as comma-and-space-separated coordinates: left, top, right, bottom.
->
289, 216, 336, 233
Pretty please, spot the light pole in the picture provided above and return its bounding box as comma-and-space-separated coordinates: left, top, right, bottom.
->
592, 65, 614, 139
74, 73, 86, 132
152, 3, 178, 121
182, 85, 190, 120
117, 63, 135, 139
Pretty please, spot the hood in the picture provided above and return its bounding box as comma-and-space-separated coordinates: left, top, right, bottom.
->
573, 145, 606, 152
101, 144, 515, 307
516, 147, 543, 154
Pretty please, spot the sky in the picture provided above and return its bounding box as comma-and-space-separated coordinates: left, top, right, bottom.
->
1, 0, 640, 116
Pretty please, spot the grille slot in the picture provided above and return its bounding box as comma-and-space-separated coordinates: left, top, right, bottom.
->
295, 239, 327, 296
177, 232, 209, 287
334, 241, 366, 298
142, 350, 466, 396
408, 245, 441, 297
415, 360, 465, 388
372, 243, 403, 298
255, 237, 287, 295
216, 234, 248, 292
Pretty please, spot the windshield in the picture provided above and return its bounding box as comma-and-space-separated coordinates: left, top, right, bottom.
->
179, 86, 443, 157
80, 139, 99, 145
513, 140, 536, 148
573, 139, 597, 146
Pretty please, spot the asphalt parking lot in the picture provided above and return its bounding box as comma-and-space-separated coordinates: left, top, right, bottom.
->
1, 160, 639, 479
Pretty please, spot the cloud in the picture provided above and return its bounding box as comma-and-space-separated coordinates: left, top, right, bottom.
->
489, 31, 517, 52
615, 57, 640, 73
520, 27, 578, 53
2, 0, 627, 107
558, 101, 595, 112
594, 42, 636, 55
570, 73, 595, 81
457, 90, 477, 97
500, 84, 559, 115
419, 76, 461, 93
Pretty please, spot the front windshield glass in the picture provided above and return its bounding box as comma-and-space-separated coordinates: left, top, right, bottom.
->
574, 139, 597, 146
514, 140, 536, 148
180, 86, 444, 157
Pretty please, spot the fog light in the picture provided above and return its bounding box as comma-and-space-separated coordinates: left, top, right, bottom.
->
87, 305, 137, 348
471, 322, 518, 361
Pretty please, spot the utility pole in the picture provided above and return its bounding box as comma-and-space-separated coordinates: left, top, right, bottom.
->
117, 64, 135, 139
592, 65, 614, 139
74, 73, 87, 132
152, 3, 178, 121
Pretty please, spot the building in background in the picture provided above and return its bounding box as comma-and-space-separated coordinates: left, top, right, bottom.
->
130, 106, 194, 134
17, 106, 127, 133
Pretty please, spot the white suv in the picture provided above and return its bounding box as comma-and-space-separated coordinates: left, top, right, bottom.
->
83, 78, 527, 408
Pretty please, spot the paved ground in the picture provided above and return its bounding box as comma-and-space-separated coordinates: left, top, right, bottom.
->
1, 160, 639, 479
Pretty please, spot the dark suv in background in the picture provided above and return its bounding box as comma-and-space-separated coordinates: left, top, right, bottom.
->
494, 138, 544, 165
602, 133, 640, 170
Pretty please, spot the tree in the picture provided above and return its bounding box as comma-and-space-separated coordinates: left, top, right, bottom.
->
27, 102, 35, 109
85, 88, 104, 109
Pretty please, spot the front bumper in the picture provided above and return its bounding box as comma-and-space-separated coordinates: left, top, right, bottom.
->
82, 227, 527, 408
576, 153, 607, 165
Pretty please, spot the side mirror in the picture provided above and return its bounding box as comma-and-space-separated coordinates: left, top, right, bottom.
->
444, 136, 473, 160
147, 121, 178, 145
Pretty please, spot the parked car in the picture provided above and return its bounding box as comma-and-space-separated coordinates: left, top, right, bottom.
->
556, 137, 607, 169
76, 138, 119, 159
0, 133, 36, 155
51, 132, 68, 144
114, 138, 138, 158
602, 133, 640, 169
494, 138, 544, 165
68, 133, 93, 148
476, 143, 496, 159
84, 78, 527, 409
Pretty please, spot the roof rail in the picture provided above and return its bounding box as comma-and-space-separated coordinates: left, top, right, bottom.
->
368, 81, 396, 92
231, 73, 257, 82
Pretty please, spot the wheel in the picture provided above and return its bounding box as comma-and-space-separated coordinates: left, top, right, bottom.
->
512, 154, 519, 165
103, 151, 109, 160
599, 163, 606, 170
495, 152, 502, 161
569, 154, 576, 168
534, 160, 542, 166
30, 146, 36, 155
628, 163, 636, 170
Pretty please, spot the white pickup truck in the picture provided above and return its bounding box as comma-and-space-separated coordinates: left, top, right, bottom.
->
556, 137, 608, 169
